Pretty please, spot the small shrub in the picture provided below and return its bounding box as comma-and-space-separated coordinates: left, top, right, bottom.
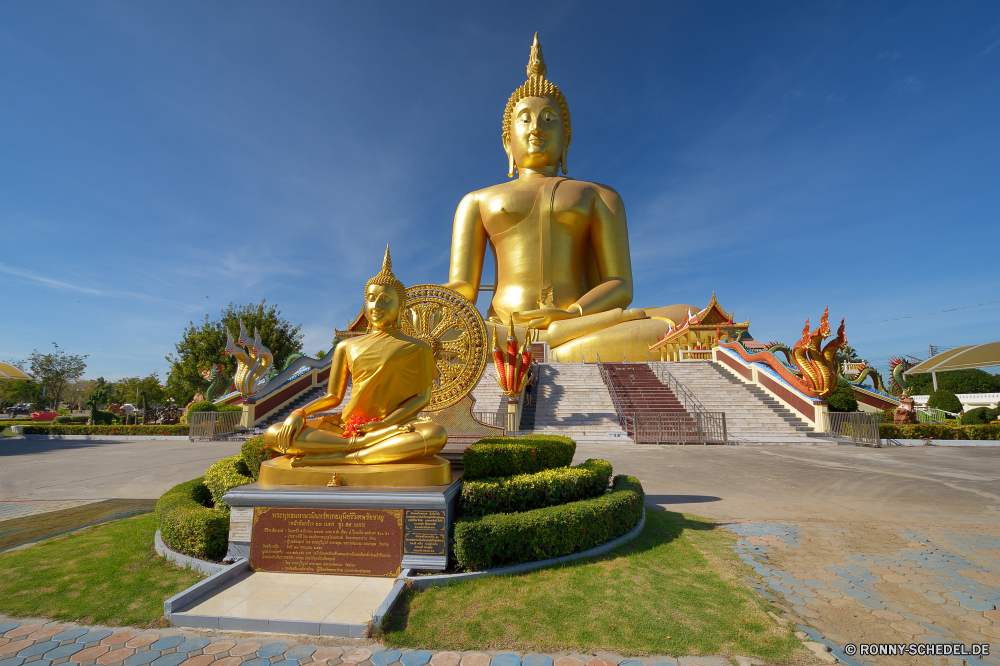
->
460, 459, 613, 517
927, 389, 962, 414
217, 404, 243, 413
452, 474, 645, 571
90, 409, 116, 425
462, 435, 576, 480
54, 415, 90, 424
204, 455, 254, 511
155, 477, 229, 560
960, 407, 998, 425
827, 382, 859, 412
187, 400, 217, 414
241, 435, 277, 480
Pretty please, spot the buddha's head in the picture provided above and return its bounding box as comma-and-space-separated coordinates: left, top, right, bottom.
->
502, 33, 572, 177
365, 245, 406, 330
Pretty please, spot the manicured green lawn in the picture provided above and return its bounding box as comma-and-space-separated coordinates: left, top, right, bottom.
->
382, 510, 799, 660
0, 513, 203, 627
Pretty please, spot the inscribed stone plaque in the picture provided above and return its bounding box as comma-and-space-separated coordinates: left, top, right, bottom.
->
250, 507, 403, 577
228, 507, 254, 542
405, 509, 446, 533
404, 531, 446, 556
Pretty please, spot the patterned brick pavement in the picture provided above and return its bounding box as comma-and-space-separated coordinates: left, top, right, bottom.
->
730, 522, 1000, 666
0, 619, 754, 666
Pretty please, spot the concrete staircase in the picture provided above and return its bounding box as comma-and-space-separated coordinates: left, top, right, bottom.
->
603, 364, 687, 415
520, 363, 627, 442
653, 361, 834, 444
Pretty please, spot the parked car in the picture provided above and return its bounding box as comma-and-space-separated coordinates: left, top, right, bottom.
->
30, 410, 59, 421
5, 403, 32, 417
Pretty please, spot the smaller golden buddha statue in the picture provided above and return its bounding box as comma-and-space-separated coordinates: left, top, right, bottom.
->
264, 246, 447, 469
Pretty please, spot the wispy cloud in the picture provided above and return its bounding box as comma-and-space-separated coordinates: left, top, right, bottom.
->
982, 38, 1000, 57
884, 75, 922, 95
0, 262, 102, 295
878, 51, 901, 60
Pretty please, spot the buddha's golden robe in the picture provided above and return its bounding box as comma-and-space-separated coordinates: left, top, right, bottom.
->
340, 330, 436, 422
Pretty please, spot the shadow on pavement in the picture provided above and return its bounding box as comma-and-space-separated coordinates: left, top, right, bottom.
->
0, 498, 156, 551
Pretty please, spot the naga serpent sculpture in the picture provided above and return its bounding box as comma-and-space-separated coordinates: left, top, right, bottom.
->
200, 363, 227, 402
888, 356, 915, 396
223, 322, 274, 399
492, 315, 534, 398
720, 307, 846, 399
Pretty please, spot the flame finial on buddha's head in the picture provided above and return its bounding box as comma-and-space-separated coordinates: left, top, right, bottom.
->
502, 32, 572, 169
365, 244, 407, 305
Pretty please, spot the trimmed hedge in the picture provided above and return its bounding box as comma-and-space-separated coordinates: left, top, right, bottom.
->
155, 477, 229, 560
460, 459, 613, 517
54, 415, 90, 424
879, 423, 1000, 440
90, 409, 117, 425
462, 435, 576, 480
961, 407, 998, 425
452, 474, 645, 571
241, 435, 278, 480
204, 455, 254, 511
21, 424, 189, 436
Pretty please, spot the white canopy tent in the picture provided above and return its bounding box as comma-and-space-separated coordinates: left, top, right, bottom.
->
0, 362, 32, 381
904, 341, 1000, 391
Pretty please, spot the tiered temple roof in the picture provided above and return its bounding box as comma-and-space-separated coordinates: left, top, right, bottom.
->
648, 293, 749, 361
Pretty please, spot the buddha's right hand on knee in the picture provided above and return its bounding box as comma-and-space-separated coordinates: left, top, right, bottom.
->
274, 409, 306, 453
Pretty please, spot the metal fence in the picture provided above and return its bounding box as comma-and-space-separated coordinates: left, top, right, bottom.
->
189, 411, 246, 441
626, 411, 728, 445
824, 411, 881, 447
472, 411, 505, 428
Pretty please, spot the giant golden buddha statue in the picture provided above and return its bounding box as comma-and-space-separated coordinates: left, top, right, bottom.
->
262, 247, 449, 485
444, 34, 693, 362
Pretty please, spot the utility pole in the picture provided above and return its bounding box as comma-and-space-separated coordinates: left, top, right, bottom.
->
929, 344, 938, 391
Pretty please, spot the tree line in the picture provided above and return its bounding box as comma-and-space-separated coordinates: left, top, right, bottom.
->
1, 300, 306, 412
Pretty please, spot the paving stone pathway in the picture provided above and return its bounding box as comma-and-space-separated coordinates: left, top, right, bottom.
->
730, 522, 1000, 666
0, 618, 759, 666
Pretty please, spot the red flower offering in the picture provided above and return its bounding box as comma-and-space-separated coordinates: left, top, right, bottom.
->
342, 414, 379, 437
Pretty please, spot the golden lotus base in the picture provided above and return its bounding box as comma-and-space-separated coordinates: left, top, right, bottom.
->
258, 455, 452, 487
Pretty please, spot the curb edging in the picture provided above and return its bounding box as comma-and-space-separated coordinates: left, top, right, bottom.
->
400, 508, 647, 589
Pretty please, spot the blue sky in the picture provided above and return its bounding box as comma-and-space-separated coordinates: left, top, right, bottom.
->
1, 1, 998, 381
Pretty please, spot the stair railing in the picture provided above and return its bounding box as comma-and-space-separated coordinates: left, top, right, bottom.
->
595, 353, 629, 432
646, 361, 728, 444
647, 362, 709, 414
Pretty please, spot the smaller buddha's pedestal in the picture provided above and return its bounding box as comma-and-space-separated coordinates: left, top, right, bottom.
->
258, 455, 452, 487
222, 460, 461, 575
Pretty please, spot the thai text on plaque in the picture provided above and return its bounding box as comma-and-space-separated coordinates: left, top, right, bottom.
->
250, 507, 403, 577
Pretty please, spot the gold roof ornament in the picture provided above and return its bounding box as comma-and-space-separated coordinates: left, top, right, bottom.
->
502, 32, 572, 156
365, 244, 407, 306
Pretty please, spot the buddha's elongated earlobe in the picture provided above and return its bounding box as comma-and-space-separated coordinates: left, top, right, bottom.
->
560, 144, 569, 175
507, 149, 516, 178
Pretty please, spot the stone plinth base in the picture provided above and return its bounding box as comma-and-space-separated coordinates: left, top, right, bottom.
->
222, 473, 463, 571
259, 455, 451, 487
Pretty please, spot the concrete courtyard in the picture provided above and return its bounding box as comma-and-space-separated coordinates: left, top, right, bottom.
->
2, 438, 999, 664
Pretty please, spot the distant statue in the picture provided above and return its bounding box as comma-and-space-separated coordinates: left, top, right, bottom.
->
894, 394, 919, 424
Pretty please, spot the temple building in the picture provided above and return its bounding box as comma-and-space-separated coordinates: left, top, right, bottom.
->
648, 293, 750, 361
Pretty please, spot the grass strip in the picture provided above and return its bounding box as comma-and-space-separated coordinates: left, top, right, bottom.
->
0, 512, 203, 627
382, 510, 799, 660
